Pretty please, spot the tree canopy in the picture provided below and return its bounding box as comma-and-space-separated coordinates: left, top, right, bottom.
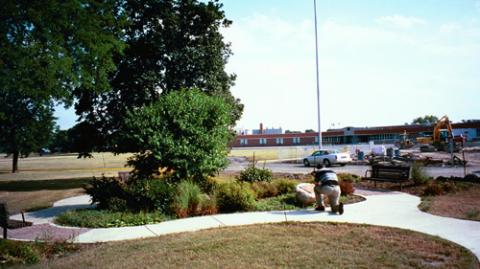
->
0, 0, 124, 171
411, 115, 439, 126
74, 0, 242, 155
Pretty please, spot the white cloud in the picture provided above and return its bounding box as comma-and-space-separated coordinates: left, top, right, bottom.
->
440, 22, 460, 33
376, 15, 426, 29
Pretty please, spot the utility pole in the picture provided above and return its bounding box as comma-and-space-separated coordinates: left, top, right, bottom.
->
314, 0, 322, 149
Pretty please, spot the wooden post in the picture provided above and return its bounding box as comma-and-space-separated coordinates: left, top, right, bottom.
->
0, 204, 7, 239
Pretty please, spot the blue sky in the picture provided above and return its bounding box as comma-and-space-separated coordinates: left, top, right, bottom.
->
55, 0, 480, 131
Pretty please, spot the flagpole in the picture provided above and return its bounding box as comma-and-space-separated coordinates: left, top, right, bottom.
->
314, 0, 322, 149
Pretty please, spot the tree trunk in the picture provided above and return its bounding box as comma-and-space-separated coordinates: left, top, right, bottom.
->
12, 150, 19, 173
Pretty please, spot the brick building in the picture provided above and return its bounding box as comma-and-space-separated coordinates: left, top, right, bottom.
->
232, 122, 480, 147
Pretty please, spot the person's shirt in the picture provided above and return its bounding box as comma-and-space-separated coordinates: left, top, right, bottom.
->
314, 169, 338, 184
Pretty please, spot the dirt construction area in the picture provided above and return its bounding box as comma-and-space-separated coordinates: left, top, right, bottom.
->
0, 146, 479, 181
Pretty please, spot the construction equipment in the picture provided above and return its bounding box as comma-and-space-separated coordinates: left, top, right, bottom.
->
395, 130, 414, 149
416, 115, 463, 152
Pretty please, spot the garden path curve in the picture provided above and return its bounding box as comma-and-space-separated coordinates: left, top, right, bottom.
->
6, 189, 480, 259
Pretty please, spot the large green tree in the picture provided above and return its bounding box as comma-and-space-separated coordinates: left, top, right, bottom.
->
0, 0, 124, 172
74, 0, 242, 154
124, 89, 234, 183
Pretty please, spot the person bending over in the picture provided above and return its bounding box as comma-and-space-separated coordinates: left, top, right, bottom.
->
311, 164, 344, 214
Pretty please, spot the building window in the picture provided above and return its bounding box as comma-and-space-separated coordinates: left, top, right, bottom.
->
292, 137, 300, 144
259, 138, 267, 145
240, 139, 248, 145
276, 138, 284, 145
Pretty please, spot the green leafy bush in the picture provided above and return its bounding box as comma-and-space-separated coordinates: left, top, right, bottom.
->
237, 165, 273, 183
55, 209, 170, 228
173, 181, 202, 217
411, 162, 430, 185
85, 176, 127, 210
273, 178, 297, 195
250, 181, 278, 199
124, 89, 235, 183
129, 179, 175, 213
216, 182, 256, 213
0, 239, 39, 265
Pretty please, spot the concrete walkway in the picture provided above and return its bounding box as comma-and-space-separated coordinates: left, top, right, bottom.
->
6, 189, 480, 259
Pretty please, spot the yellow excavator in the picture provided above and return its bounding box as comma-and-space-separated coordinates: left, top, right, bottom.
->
416, 115, 464, 152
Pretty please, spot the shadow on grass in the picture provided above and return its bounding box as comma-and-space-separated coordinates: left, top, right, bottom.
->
0, 178, 91, 191
25, 204, 93, 219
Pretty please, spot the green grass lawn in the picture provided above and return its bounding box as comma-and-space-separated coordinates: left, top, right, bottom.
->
25, 222, 480, 269
0, 178, 89, 214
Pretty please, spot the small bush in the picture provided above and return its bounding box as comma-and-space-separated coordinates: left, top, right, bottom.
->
422, 183, 444, 196
411, 162, 430, 186
105, 197, 128, 212
85, 176, 127, 210
251, 181, 278, 199
0, 239, 39, 265
465, 209, 480, 220
216, 182, 256, 213
337, 173, 361, 183
173, 181, 203, 218
339, 180, 355, 196
238, 165, 273, 183
124, 178, 175, 213
273, 178, 297, 195
147, 179, 176, 213
440, 181, 457, 193
422, 181, 458, 197
198, 194, 218, 215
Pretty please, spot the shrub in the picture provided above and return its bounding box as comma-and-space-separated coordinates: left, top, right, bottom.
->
173, 181, 203, 218
422, 183, 444, 196
85, 176, 127, 210
411, 162, 430, 185
142, 179, 175, 213
250, 181, 278, 199
440, 181, 457, 193
124, 89, 235, 183
197, 194, 218, 215
339, 180, 355, 196
237, 165, 273, 183
216, 182, 256, 213
0, 239, 39, 265
125, 178, 175, 213
273, 178, 297, 195
422, 181, 458, 197
337, 173, 361, 183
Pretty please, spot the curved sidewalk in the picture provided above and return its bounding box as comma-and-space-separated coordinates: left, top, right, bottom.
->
7, 189, 480, 259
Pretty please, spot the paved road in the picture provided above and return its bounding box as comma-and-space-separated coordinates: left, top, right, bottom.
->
225, 157, 480, 178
